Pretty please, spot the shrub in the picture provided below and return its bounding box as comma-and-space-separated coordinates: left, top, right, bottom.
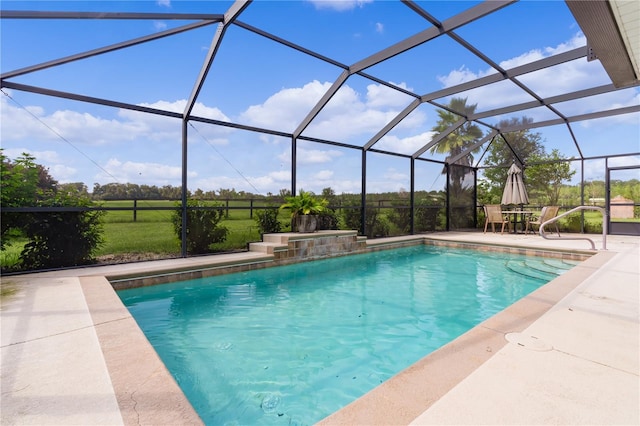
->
415, 204, 441, 232
562, 214, 582, 233
387, 204, 411, 233
1, 151, 105, 271
371, 214, 390, 238
584, 220, 603, 234
172, 200, 229, 254
317, 209, 339, 230
254, 207, 282, 234
386, 198, 442, 234
342, 206, 389, 238
342, 206, 362, 232
20, 194, 105, 270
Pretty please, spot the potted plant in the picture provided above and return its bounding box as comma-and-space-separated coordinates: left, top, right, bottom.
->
279, 190, 328, 232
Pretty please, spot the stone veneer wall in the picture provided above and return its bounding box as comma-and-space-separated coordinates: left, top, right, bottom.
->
271, 231, 367, 262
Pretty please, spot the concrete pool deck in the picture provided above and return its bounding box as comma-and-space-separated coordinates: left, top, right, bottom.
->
1, 232, 638, 425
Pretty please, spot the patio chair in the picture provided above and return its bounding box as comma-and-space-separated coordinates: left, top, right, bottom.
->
525, 206, 560, 236
483, 204, 510, 234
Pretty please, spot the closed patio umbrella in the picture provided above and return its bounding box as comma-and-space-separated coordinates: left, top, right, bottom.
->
501, 163, 529, 206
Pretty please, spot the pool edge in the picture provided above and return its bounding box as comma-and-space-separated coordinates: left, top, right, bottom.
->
99, 235, 601, 425
80, 275, 205, 426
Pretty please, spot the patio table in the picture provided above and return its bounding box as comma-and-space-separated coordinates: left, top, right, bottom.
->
502, 210, 534, 234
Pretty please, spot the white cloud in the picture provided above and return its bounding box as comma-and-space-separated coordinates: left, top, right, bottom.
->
46, 109, 147, 145
118, 99, 232, 142
239, 79, 421, 143
608, 155, 640, 170
375, 131, 436, 155
437, 66, 492, 88
239, 80, 330, 132
504, 32, 587, 69
384, 168, 408, 181
1, 92, 127, 144
313, 170, 334, 180
153, 21, 167, 31
1, 94, 232, 147
434, 32, 621, 114
137, 99, 229, 121
307, 0, 373, 12
28, 150, 62, 164
375, 22, 384, 34
566, 91, 640, 127
156, 0, 171, 7
300, 149, 342, 164
366, 82, 413, 108
193, 169, 291, 193
49, 164, 79, 183
297, 176, 360, 194
304, 84, 415, 141
96, 158, 193, 186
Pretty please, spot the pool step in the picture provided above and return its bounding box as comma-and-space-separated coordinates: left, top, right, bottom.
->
542, 258, 581, 270
505, 258, 578, 282
248, 241, 287, 255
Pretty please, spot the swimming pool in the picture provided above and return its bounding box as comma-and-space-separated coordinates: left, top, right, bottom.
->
118, 244, 570, 425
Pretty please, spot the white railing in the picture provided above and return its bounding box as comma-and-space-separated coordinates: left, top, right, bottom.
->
540, 205, 607, 250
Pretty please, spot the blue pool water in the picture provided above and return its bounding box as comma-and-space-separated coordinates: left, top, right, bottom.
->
118, 245, 565, 425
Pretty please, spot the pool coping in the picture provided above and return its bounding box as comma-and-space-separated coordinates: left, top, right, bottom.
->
1, 233, 634, 425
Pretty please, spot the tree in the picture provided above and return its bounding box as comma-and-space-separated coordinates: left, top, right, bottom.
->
525, 149, 576, 205
1, 151, 58, 249
1, 151, 57, 206
58, 182, 89, 197
430, 98, 482, 228
1, 150, 104, 270
279, 188, 291, 198
480, 117, 544, 203
430, 98, 483, 169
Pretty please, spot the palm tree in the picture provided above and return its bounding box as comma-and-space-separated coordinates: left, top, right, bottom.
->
430, 97, 483, 199
429, 97, 483, 166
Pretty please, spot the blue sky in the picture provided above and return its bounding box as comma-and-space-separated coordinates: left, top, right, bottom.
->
1, 0, 639, 195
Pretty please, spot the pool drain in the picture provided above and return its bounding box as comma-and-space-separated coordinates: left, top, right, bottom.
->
505, 332, 553, 351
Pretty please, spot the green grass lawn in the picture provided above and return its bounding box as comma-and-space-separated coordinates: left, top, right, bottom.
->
98, 209, 283, 256
98, 221, 180, 255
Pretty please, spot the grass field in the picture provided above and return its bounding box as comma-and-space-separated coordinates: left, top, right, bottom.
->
97, 200, 283, 256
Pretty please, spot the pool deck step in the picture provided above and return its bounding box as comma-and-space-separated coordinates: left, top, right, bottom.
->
248, 241, 288, 254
